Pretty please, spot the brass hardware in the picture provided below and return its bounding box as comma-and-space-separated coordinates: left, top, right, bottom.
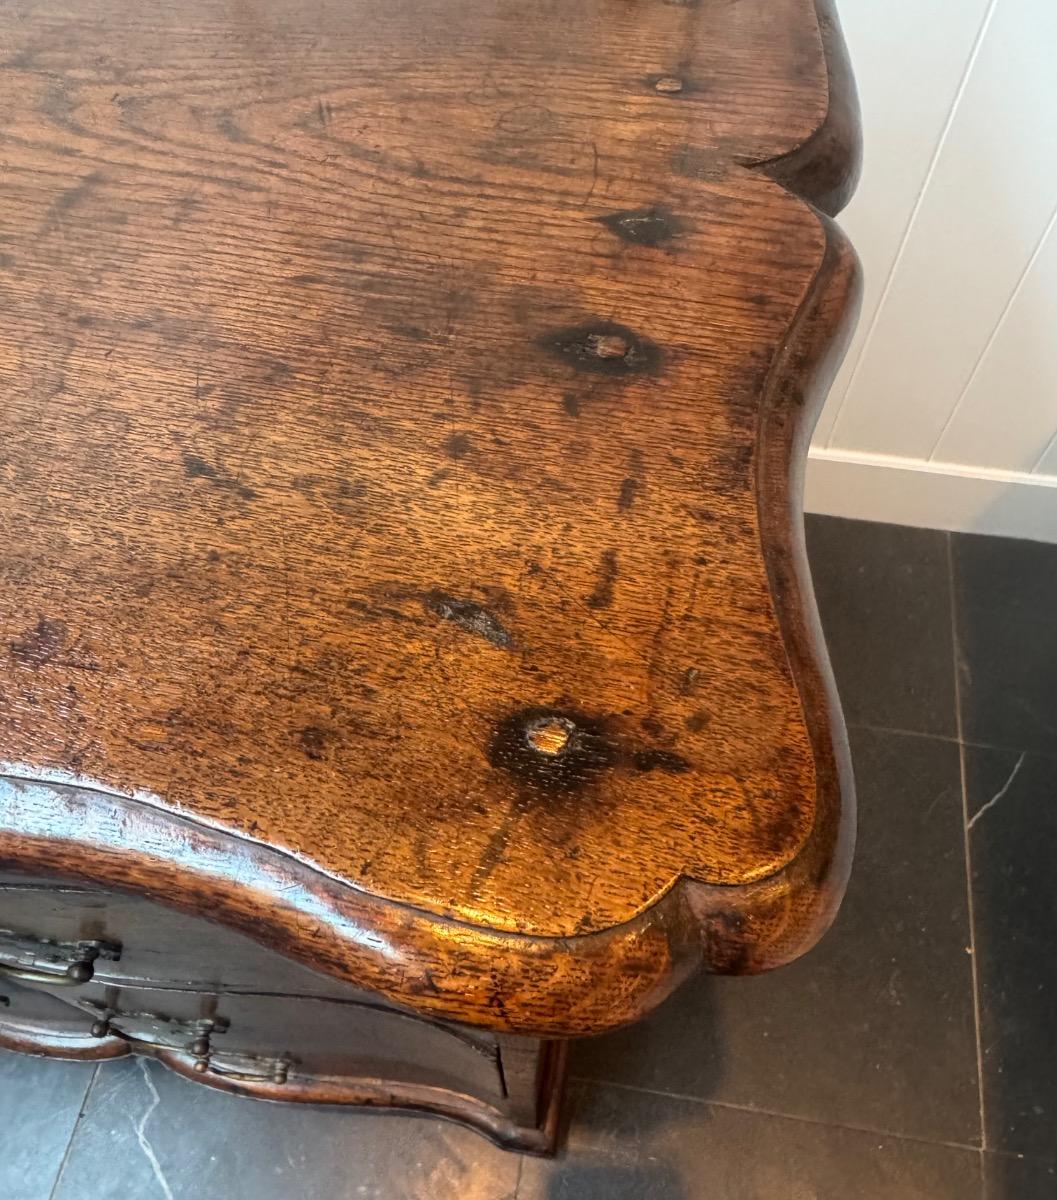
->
0, 932, 120, 988
77, 999, 228, 1052
205, 1051, 293, 1086
0, 959, 94, 987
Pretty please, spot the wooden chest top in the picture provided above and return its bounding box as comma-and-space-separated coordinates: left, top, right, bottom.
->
0, 0, 860, 1033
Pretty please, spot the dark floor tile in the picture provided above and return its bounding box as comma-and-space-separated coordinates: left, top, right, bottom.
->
0, 1050, 95, 1200
806, 515, 957, 737
967, 744, 1057, 1157
953, 534, 1057, 753
575, 727, 980, 1145
984, 1152, 1057, 1200
51, 1057, 520, 1200
518, 1083, 983, 1200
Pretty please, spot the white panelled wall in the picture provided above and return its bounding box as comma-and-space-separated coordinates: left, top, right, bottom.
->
806, 0, 1057, 542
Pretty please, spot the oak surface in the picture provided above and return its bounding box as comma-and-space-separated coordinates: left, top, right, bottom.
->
1, 0, 860, 1033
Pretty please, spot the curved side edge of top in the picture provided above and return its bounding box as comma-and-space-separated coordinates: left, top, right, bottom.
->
686, 214, 863, 978
749, 0, 863, 216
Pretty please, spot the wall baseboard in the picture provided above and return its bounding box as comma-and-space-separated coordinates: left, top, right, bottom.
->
805, 449, 1057, 544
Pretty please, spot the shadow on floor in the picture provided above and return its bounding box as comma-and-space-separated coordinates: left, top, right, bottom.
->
542, 1160, 689, 1199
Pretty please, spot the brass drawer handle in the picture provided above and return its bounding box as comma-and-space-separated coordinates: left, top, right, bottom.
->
207, 1063, 290, 1085
199, 1052, 292, 1085
0, 933, 120, 988
0, 958, 95, 987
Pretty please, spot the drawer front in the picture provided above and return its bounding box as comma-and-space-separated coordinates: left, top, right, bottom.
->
2, 975, 505, 1102
99, 983, 501, 1097
0, 875, 505, 1096
1, 975, 97, 1039
0, 875, 383, 1002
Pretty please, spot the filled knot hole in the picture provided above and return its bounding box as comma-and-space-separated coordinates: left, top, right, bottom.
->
525, 716, 573, 757
489, 708, 616, 791
585, 333, 630, 361
540, 322, 661, 376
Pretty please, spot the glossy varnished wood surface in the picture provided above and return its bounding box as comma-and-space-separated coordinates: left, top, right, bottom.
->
0, 0, 860, 1031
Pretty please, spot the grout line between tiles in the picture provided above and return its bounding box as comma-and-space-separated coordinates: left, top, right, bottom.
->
981, 1146, 1057, 1169
569, 1076, 983, 1156
948, 532, 988, 1152
46, 1062, 100, 1200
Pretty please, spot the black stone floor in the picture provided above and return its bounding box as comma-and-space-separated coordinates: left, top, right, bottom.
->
3, 517, 1056, 1199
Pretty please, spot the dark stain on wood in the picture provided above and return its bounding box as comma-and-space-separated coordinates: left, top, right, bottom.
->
443, 432, 472, 459
631, 748, 692, 775
685, 709, 712, 733
390, 323, 430, 342
182, 454, 257, 501
9, 617, 68, 669
423, 590, 513, 649
297, 726, 332, 761
216, 111, 250, 145
597, 205, 687, 247
617, 477, 639, 511
39, 170, 104, 236
586, 550, 619, 609
541, 322, 661, 377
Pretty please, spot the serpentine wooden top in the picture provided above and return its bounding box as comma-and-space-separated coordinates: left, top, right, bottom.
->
0, 0, 861, 1032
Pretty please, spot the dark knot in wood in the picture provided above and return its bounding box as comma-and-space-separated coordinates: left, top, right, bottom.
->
540, 322, 661, 377
488, 708, 616, 793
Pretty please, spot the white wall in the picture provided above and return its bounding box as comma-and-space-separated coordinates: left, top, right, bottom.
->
806, 0, 1057, 542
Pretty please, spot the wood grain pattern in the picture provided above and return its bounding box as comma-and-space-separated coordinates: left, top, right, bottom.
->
0, 0, 861, 1033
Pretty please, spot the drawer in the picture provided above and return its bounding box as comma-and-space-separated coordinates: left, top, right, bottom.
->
0, 875, 510, 1104
0, 969, 560, 1150
35, 979, 504, 1099
0, 875, 383, 1002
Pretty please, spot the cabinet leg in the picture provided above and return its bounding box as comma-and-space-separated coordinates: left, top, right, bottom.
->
496, 1033, 570, 1155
